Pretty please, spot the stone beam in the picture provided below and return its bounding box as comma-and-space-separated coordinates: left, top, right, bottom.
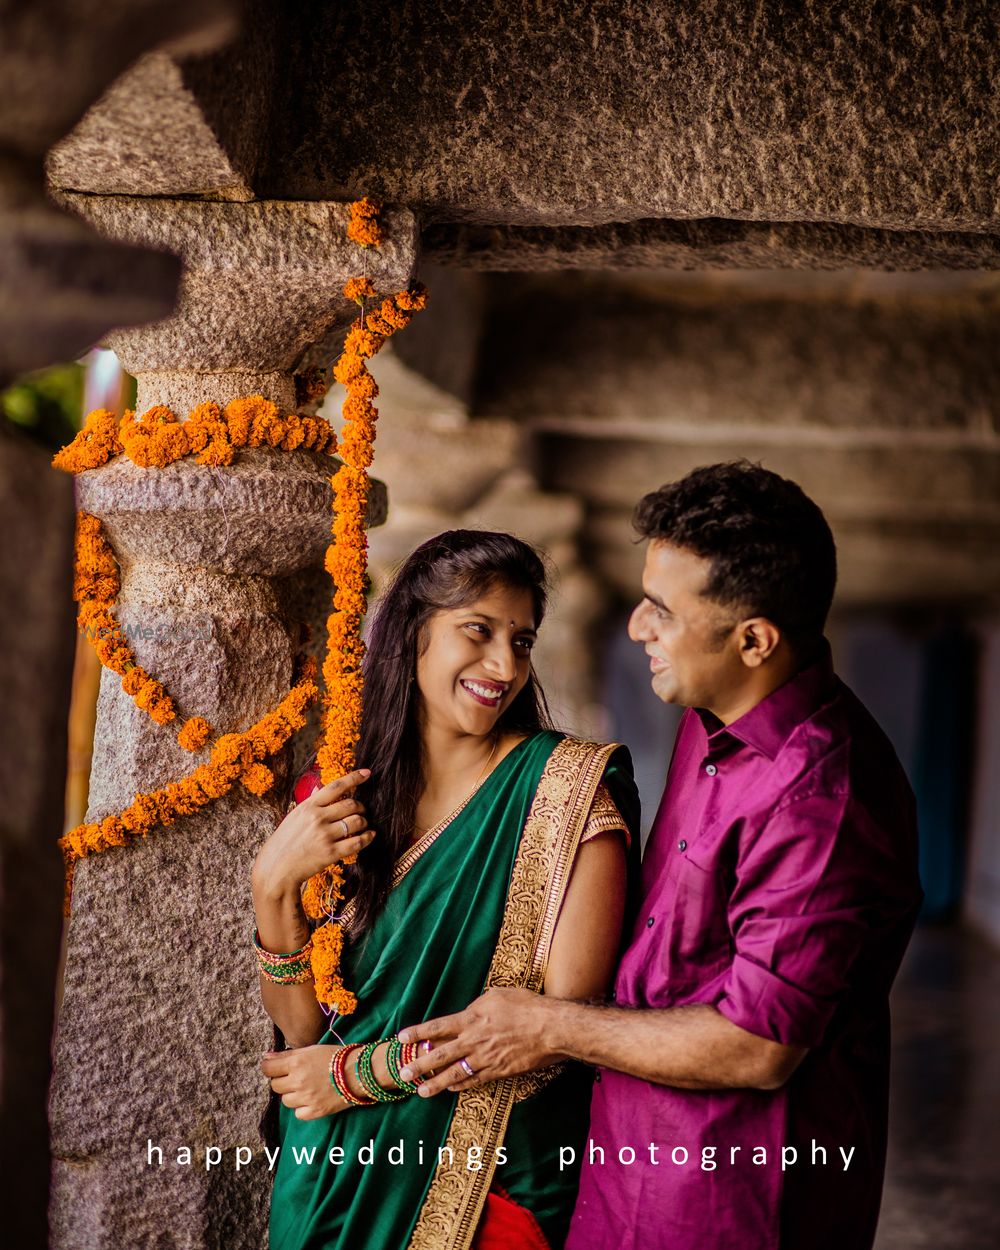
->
475, 277, 1000, 438
462, 271, 1000, 608
423, 217, 1000, 272
47, 1, 279, 200
45, 3, 1000, 247
251, 1, 1000, 236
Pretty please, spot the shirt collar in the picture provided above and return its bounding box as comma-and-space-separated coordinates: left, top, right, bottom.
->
696, 638, 838, 761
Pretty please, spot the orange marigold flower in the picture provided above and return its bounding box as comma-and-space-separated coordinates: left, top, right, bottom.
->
347, 372, 379, 401
311, 920, 358, 1014
52, 409, 122, 472
196, 439, 234, 467
222, 399, 256, 446
343, 276, 377, 303
396, 284, 429, 312
139, 405, 178, 426
177, 716, 212, 751
343, 326, 384, 360
120, 667, 146, 697
333, 353, 367, 387
341, 393, 377, 425
351, 196, 382, 219
241, 763, 275, 795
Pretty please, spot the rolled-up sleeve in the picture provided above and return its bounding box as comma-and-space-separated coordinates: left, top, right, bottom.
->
714, 792, 874, 1049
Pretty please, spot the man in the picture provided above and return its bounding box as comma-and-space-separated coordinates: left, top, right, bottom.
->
399, 461, 923, 1250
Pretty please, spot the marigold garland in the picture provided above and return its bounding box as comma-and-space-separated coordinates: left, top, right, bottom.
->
58, 659, 319, 916
52, 199, 428, 1019
53, 395, 337, 474
303, 264, 428, 1015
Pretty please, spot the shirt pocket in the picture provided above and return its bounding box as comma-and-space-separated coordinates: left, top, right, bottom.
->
658, 840, 734, 992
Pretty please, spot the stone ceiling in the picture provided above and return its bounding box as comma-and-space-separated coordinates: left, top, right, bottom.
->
40, 0, 1000, 609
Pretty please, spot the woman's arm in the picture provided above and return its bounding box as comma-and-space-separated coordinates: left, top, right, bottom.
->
252, 879, 328, 1049
543, 830, 627, 1000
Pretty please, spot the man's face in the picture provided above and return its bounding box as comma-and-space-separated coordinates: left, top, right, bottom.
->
628, 540, 744, 709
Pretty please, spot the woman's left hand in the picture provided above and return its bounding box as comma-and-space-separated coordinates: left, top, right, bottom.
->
261, 1045, 348, 1120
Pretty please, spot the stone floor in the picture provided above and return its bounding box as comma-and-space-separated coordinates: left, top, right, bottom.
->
875, 923, 1000, 1249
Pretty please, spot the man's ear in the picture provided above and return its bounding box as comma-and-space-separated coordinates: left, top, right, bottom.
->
738, 618, 782, 667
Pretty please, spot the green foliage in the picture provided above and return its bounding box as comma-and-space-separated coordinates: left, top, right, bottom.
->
1, 363, 85, 450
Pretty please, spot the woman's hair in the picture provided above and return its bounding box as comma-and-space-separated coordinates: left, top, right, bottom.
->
342, 529, 552, 935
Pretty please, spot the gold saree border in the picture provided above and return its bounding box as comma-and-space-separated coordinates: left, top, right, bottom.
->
407, 736, 620, 1250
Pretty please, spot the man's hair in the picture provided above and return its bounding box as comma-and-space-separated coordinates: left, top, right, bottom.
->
633, 461, 837, 654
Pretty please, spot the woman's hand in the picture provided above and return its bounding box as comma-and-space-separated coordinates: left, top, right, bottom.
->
261, 1045, 349, 1119
252, 768, 375, 897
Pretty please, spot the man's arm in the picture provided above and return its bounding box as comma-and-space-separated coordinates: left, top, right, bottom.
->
397, 989, 807, 1095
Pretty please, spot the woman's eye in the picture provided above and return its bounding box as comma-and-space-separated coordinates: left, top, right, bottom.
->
464, 623, 489, 636
514, 638, 534, 652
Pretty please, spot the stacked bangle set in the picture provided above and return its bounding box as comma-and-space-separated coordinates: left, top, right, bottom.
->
253, 927, 314, 985
330, 1038, 423, 1105
254, 928, 424, 1106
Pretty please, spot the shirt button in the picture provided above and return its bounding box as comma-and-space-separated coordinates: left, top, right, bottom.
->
646, 916, 655, 928
705, 763, 718, 776
678, 839, 687, 852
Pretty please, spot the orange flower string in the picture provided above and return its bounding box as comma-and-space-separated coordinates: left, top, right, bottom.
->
58, 658, 319, 916
73, 512, 178, 728
306, 264, 428, 1013
55, 396, 337, 474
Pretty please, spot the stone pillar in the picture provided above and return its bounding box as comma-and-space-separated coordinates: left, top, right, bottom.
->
47, 201, 414, 1249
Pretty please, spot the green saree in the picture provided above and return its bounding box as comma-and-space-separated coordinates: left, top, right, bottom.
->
268, 731, 639, 1250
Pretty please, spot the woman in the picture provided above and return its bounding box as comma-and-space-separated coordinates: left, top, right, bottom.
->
253, 530, 639, 1250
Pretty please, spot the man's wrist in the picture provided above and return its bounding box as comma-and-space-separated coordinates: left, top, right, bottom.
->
542, 996, 621, 1068
537, 996, 592, 1065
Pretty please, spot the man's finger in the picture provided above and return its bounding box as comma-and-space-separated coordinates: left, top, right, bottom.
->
413, 1068, 462, 1097
399, 1040, 463, 1082
398, 1013, 464, 1045
314, 770, 371, 804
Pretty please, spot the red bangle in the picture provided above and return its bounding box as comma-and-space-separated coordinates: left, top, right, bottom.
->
330, 1044, 375, 1106
399, 1040, 425, 1085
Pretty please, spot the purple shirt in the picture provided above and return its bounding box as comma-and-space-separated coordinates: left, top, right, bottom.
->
567, 642, 922, 1250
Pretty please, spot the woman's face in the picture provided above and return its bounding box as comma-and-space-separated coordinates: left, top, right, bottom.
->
415, 581, 538, 739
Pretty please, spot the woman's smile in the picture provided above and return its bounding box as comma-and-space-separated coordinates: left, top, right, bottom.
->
460, 678, 509, 707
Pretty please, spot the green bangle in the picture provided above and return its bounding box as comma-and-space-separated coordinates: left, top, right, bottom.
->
385, 1037, 418, 1093
356, 1040, 407, 1103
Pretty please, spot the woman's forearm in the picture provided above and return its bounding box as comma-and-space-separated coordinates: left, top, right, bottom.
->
253, 883, 327, 1049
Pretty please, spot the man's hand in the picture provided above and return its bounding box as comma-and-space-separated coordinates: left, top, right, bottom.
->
397, 987, 562, 1096
260, 1045, 348, 1120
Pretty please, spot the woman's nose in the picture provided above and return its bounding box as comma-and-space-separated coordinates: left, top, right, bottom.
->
485, 640, 518, 681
